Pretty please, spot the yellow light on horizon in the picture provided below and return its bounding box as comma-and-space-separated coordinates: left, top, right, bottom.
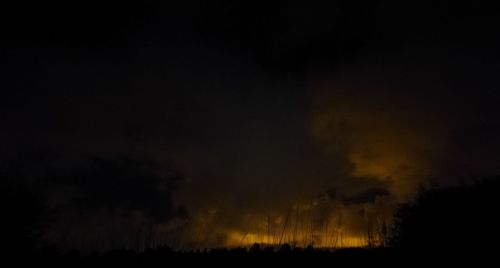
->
225, 230, 368, 248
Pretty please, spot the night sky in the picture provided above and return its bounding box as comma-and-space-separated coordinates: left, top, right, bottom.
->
2, 1, 500, 250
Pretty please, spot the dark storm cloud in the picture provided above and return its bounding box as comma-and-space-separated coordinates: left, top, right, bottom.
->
341, 188, 390, 205
311, 55, 500, 199
1, 154, 186, 221
1, 154, 189, 251
2, 0, 500, 249
51, 157, 186, 221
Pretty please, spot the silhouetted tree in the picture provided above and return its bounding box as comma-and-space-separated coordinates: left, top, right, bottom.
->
0, 179, 49, 255
389, 178, 500, 257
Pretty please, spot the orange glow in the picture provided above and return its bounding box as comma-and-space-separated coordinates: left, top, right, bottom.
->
225, 229, 367, 248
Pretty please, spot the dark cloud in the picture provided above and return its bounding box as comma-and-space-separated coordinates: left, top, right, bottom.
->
2, 155, 186, 216
50, 157, 186, 222
1, 155, 189, 251
2, 0, 500, 249
341, 188, 390, 205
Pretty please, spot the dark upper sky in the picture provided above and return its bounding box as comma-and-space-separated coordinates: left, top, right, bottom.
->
2, 0, 500, 249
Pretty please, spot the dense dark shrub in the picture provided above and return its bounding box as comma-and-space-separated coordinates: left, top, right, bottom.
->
390, 178, 500, 257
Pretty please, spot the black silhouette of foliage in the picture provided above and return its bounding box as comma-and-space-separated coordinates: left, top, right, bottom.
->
0, 179, 49, 255
389, 178, 500, 256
